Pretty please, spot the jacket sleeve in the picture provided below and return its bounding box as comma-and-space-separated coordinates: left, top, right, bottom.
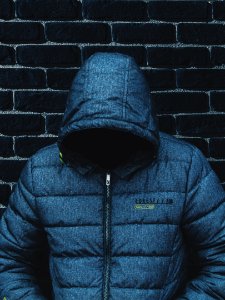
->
176, 146, 225, 299
0, 157, 47, 300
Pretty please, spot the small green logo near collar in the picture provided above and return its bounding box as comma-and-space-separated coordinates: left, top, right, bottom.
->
59, 151, 64, 163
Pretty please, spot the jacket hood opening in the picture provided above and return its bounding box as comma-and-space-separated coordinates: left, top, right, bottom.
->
58, 127, 157, 175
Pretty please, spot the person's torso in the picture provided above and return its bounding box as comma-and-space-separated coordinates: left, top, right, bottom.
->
33, 131, 192, 300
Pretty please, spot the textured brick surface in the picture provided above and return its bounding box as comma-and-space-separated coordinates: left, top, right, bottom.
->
0, 22, 45, 43
0, 137, 14, 157
177, 69, 225, 90
16, 0, 82, 20
178, 24, 225, 44
158, 115, 176, 135
0, 92, 13, 110
147, 47, 211, 68
46, 68, 79, 90
112, 23, 176, 44
83, 0, 148, 21
213, 2, 225, 21
148, 1, 211, 22
0, 114, 45, 135
0, 160, 27, 182
144, 70, 176, 90
1, 0, 225, 201
46, 22, 111, 43
0, 0, 15, 19
0, 68, 46, 88
209, 138, 225, 159
211, 92, 225, 112
17, 45, 81, 67
176, 115, 225, 137
152, 92, 209, 114
15, 91, 67, 113
0, 46, 15, 65
46, 115, 62, 134
0, 184, 11, 206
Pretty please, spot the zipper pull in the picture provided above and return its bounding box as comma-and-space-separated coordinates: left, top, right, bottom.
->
106, 173, 111, 186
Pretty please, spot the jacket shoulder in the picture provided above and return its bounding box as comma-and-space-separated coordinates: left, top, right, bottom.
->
30, 142, 60, 168
158, 131, 199, 163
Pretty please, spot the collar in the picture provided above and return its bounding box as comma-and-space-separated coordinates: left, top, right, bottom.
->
59, 149, 158, 180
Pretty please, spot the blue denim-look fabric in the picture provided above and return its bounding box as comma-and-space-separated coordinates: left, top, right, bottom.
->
0, 52, 225, 300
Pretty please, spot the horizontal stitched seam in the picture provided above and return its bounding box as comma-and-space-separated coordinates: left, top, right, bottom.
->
36, 191, 185, 197
111, 286, 161, 290
184, 197, 225, 225
44, 222, 178, 228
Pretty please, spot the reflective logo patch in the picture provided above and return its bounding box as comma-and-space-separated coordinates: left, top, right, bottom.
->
134, 203, 155, 209
134, 198, 173, 209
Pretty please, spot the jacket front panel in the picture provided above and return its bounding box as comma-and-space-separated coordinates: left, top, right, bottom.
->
33, 132, 189, 300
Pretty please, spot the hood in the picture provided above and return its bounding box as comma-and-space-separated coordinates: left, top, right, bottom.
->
57, 52, 160, 179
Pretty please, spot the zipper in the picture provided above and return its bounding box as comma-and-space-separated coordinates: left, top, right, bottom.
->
103, 172, 111, 300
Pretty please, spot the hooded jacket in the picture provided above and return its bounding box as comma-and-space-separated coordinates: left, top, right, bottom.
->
0, 52, 225, 300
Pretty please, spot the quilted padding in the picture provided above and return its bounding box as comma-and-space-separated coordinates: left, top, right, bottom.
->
0, 52, 225, 300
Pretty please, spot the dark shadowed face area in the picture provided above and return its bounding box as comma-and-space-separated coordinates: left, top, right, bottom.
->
62, 128, 153, 171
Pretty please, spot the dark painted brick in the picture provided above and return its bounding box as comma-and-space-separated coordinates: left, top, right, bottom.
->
0, 46, 15, 65
17, 46, 81, 67
15, 137, 56, 157
0, 68, 46, 89
15, 91, 67, 113
211, 92, 225, 112
213, 2, 225, 21
0, 0, 15, 19
211, 47, 225, 66
0, 114, 45, 135
210, 161, 225, 182
0, 184, 11, 206
46, 22, 111, 43
178, 24, 225, 45
82, 46, 147, 67
47, 68, 78, 90
177, 69, 225, 90
144, 70, 176, 91
0, 209, 6, 219
152, 92, 209, 114
83, 0, 148, 21
209, 138, 225, 159
0, 137, 14, 157
176, 114, 225, 137
46, 115, 62, 135
147, 47, 211, 68
0, 22, 45, 43
0, 91, 13, 110
0, 159, 26, 182
158, 115, 176, 135
148, 1, 211, 22
176, 137, 209, 157
16, 0, 82, 20
112, 23, 176, 44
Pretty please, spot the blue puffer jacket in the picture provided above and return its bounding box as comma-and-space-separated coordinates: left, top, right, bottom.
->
1, 52, 225, 300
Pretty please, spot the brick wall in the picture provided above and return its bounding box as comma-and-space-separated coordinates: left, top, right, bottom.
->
1, 0, 225, 215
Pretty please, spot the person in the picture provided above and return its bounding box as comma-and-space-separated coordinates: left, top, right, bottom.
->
0, 52, 225, 300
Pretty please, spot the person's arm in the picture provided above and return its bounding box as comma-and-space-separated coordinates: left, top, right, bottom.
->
176, 146, 225, 299
0, 157, 47, 300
